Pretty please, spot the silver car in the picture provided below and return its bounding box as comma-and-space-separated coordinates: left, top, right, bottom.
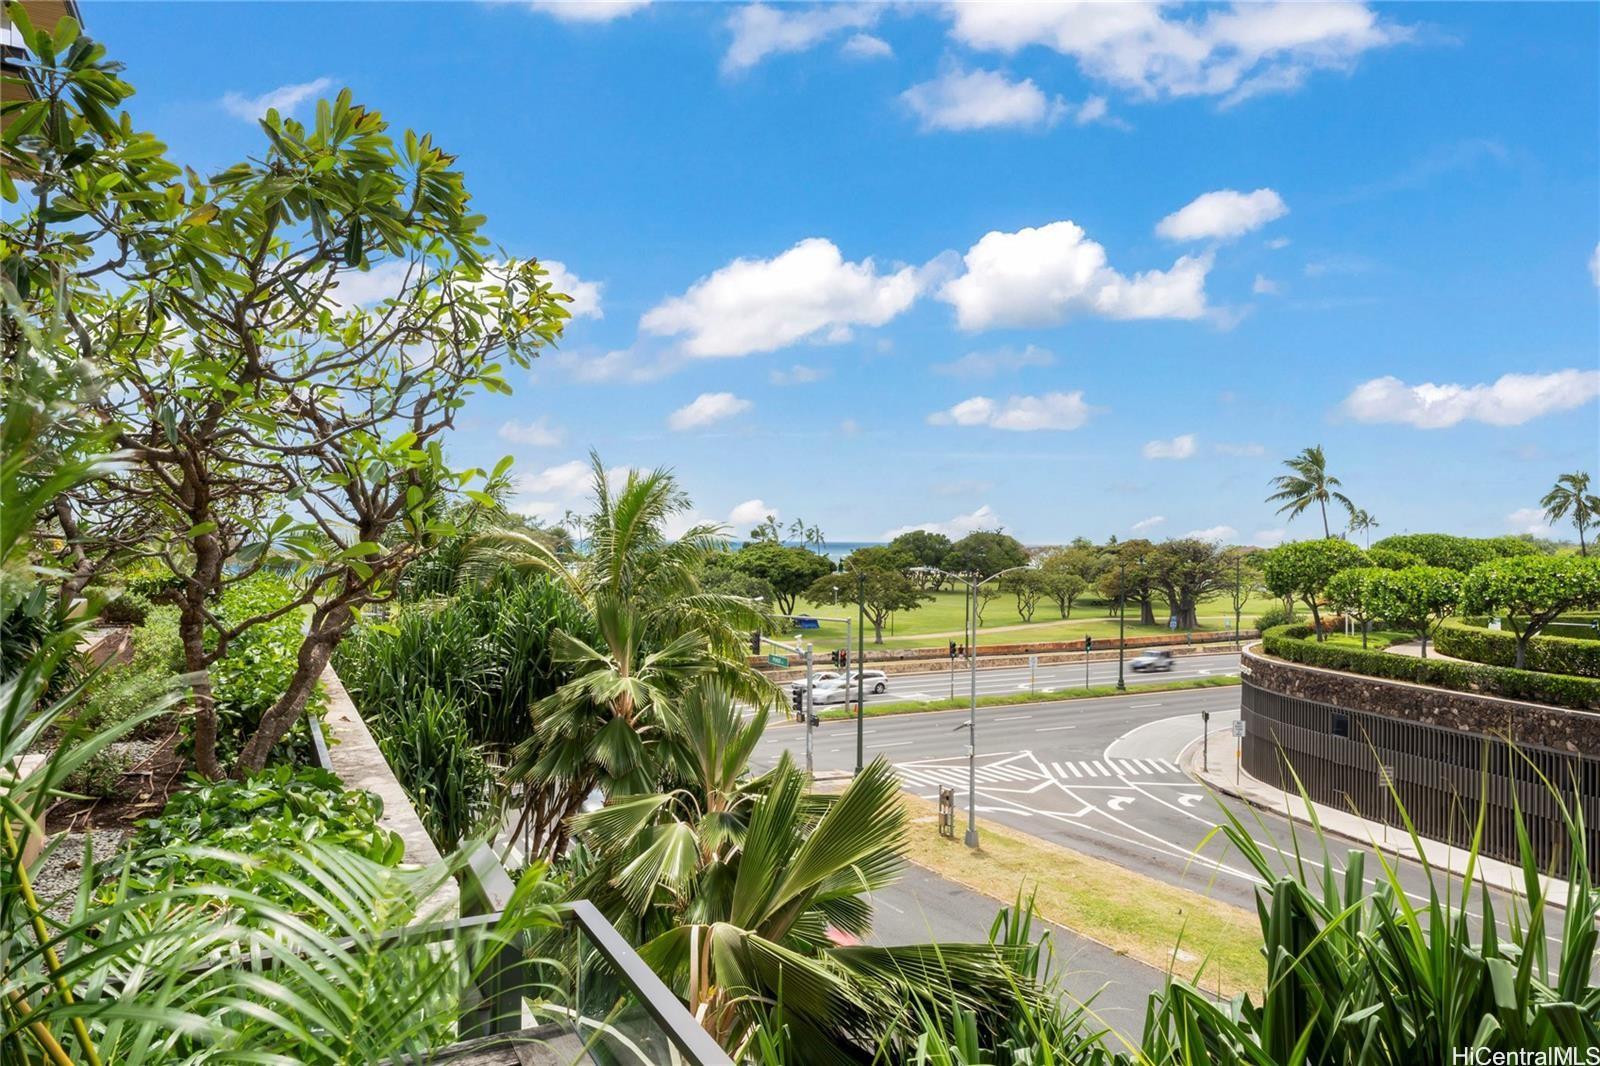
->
789, 671, 841, 696
813, 670, 889, 703
1130, 650, 1176, 672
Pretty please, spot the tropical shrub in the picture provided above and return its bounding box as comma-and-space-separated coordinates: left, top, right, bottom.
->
1263, 624, 1600, 709
205, 574, 327, 763
1435, 618, 1600, 678
1361, 564, 1463, 656
95, 588, 150, 626
118, 766, 404, 927
373, 689, 495, 852
1252, 601, 1298, 631
1370, 532, 1503, 572
78, 604, 184, 733
1261, 538, 1368, 638
1365, 546, 1424, 570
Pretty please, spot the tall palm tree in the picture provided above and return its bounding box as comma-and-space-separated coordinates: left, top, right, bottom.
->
1540, 470, 1598, 555
1347, 507, 1380, 547
472, 453, 778, 861
1267, 445, 1355, 538
566, 682, 1031, 1057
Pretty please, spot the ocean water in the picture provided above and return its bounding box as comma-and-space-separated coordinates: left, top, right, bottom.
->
731, 540, 883, 562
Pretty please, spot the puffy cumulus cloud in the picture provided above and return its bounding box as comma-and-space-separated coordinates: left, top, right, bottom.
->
1252, 274, 1280, 295
1157, 188, 1288, 241
927, 391, 1094, 432
841, 32, 893, 59
946, 2, 1408, 106
1143, 433, 1197, 460
933, 344, 1055, 378
667, 391, 753, 431
727, 498, 777, 528
1185, 524, 1239, 543
221, 77, 333, 121
324, 260, 414, 310
549, 347, 680, 384
515, 459, 593, 497
542, 260, 604, 319
528, 0, 650, 22
1339, 370, 1600, 428
901, 68, 1065, 132
723, 3, 878, 73
1251, 527, 1287, 547
497, 417, 563, 447
882, 505, 1004, 540
1506, 507, 1555, 536
1131, 515, 1166, 532
938, 220, 1209, 330
641, 238, 924, 357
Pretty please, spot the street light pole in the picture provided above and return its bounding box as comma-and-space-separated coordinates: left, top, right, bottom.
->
856, 572, 866, 774
965, 575, 978, 847
1116, 558, 1127, 691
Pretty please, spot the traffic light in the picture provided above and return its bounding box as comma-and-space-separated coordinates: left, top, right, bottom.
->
949, 640, 957, 659
839, 650, 848, 668
750, 631, 761, 655
830, 649, 840, 667
1084, 635, 1093, 652
791, 688, 805, 720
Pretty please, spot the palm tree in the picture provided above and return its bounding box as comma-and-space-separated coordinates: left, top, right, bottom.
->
1347, 507, 1380, 547
1540, 471, 1598, 555
1267, 445, 1356, 538
566, 682, 1030, 1057
472, 453, 778, 861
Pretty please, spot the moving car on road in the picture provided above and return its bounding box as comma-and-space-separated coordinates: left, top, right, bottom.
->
1129, 650, 1176, 672
812, 670, 890, 703
789, 671, 841, 696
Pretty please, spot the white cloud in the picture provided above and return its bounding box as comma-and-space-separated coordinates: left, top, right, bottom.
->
1265, 236, 1291, 250
542, 260, 604, 319
901, 67, 1066, 132
938, 220, 1209, 330
1185, 524, 1239, 543
1251, 527, 1287, 547
516, 459, 593, 497
551, 347, 680, 384
1157, 188, 1288, 241
1143, 433, 1198, 460
933, 344, 1055, 378
946, 3, 1408, 105
325, 260, 413, 309
728, 498, 776, 527
498, 417, 563, 447
1215, 441, 1265, 457
668, 391, 753, 431
883, 505, 1004, 540
529, 0, 650, 22
1591, 242, 1600, 287
1506, 507, 1555, 536
769, 363, 828, 386
841, 32, 893, 59
221, 77, 334, 121
723, 3, 877, 72
1252, 274, 1280, 295
641, 238, 924, 357
1131, 515, 1166, 533
927, 391, 1094, 432
1339, 370, 1600, 428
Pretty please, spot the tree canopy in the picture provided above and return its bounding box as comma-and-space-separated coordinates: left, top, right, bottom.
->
1461, 555, 1600, 668
727, 540, 832, 615
1262, 539, 1369, 639
942, 531, 1028, 578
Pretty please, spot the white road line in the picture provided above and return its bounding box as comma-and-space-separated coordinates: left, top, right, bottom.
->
1129, 702, 1164, 709
1050, 762, 1067, 778
871, 740, 914, 748
1090, 760, 1110, 776
994, 714, 1033, 722
1037, 724, 1076, 732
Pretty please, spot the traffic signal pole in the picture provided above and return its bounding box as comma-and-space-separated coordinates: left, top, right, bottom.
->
803, 641, 814, 776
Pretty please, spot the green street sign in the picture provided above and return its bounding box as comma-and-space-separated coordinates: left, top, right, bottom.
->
767, 654, 790, 667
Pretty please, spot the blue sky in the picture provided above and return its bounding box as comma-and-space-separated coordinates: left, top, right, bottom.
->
86, 2, 1600, 545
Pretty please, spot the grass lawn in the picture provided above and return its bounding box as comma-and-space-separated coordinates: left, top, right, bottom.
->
784, 588, 1282, 649
897, 794, 1265, 998
1319, 629, 1411, 651
814, 675, 1240, 721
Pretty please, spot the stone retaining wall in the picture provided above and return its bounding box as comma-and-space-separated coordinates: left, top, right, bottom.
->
1242, 643, 1600, 754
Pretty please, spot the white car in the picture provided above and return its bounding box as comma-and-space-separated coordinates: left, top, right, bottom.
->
789, 671, 841, 696
812, 670, 889, 703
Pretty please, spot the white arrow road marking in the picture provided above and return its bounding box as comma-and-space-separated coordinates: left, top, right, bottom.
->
1178, 794, 1203, 808
1106, 796, 1136, 811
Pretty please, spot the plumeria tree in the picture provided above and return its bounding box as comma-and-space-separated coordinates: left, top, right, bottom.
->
4, 17, 570, 777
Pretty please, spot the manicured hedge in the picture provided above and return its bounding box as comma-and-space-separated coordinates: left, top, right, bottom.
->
1261, 624, 1600, 710
1433, 618, 1600, 679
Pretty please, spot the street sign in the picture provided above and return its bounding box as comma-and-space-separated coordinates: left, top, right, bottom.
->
767, 654, 790, 667
1028, 654, 1038, 668
1168, 616, 1178, 630
1231, 719, 1246, 738
795, 617, 821, 630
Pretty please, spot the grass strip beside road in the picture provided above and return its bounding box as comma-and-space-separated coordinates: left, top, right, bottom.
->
897, 794, 1265, 998
815, 675, 1241, 721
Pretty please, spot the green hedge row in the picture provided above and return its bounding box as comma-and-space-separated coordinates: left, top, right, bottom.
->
1433, 619, 1600, 679
1261, 624, 1600, 711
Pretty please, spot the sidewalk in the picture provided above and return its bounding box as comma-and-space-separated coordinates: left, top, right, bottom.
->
1180, 728, 1574, 910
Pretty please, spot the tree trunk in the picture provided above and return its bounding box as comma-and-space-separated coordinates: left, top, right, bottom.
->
1139, 597, 1155, 627
235, 602, 354, 774
1515, 635, 1528, 669
1319, 499, 1330, 539
179, 605, 222, 780
1309, 601, 1324, 640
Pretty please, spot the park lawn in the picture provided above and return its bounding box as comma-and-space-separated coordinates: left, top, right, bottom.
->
1320, 629, 1412, 651
784, 588, 1281, 649
897, 794, 1266, 998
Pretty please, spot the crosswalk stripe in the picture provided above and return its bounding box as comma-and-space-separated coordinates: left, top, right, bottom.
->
1076, 761, 1095, 777
1158, 758, 1179, 773
1135, 758, 1157, 774
1050, 762, 1067, 778
1091, 760, 1109, 776
1065, 762, 1082, 777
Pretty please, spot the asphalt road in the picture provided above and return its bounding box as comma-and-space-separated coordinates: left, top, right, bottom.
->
755, 678, 1572, 958
794, 650, 1242, 707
